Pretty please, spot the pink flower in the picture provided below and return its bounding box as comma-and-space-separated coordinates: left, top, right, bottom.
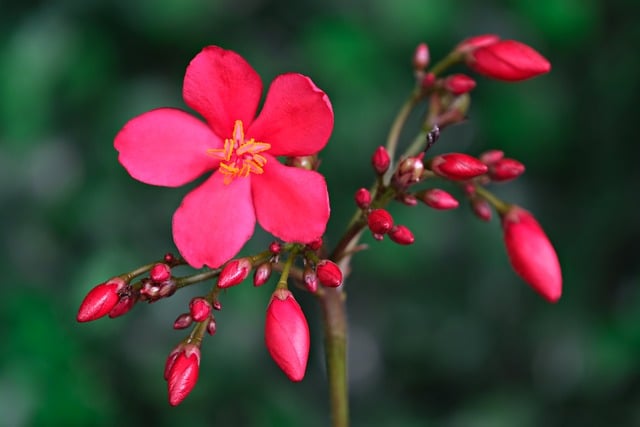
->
465, 40, 551, 82
115, 46, 334, 268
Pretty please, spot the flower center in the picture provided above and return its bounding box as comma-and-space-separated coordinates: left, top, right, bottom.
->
207, 120, 271, 185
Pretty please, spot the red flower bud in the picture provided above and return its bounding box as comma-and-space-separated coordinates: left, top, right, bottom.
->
421, 72, 436, 89
455, 34, 500, 54
217, 258, 252, 288
189, 297, 212, 322
443, 74, 476, 95
150, 263, 171, 282
307, 237, 323, 251
479, 149, 504, 165
355, 188, 371, 209
420, 188, 459, 210
502, 207, 562, 303
413, 42, 430, 71
269, 241, 282, 254
166, 344, 201, 406
367, 209, 394, 235
466, 40, 551, 82
173, 313, 193, 329
253, 262, 272, 287
265, 290, 310, 382
471, 198, 492, 222
488, 158, 525, 182
76, 278, 126, 322
372, 146, 391, 175
108, 294, 137, 319
430, 153, 488, 180
316, 260, 343, 287
388, 225, 415, 245
206, 318, 217, 336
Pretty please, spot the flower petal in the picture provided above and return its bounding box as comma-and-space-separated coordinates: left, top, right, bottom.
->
252, 158, 329, 243
114, 108, 220, 187
173, 173, 256, 268
183, 46, 263, 138
247, 73, 334, 157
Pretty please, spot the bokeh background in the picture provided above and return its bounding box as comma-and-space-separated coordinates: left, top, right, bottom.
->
2, 0, 639, 426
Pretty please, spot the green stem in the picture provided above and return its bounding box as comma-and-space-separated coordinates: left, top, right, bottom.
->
474, 185, 511, 214
385, 90, 422, 164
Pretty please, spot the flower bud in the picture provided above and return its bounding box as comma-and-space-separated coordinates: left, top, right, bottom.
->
393, 155, 424, 189
253, 262, 272, 287
479, 149, 504, 165
206, 318, 217, 336
303, 265, 318, 293
471, 198, 492, 222
173, 313, 193, 329
189, 297, 212, 322
372, 146, 391, 175
150, 263, 171, 282
355, 188, 371, 209
166, 344, 201, 406
455, 34, 501, 54
108, 293, 137, 318
367, 209, 394, 235
420, 188, 459, 210
421, 72, 436, 89
316, 260, 343, 287
443, 74, 476, 95
388, 225, 415, 245
76, 278, 127, 322
488, 158, 525, 182
307, 237, 323, 251
502, 207, 562, 302
413, 43, 430, 71
466, 40, 551, 82
430, 153, 488, 181
217, 258, 252, 288
269, 241, 282, 254
164, 253, 177, 264
212, 300, 222, 311
265, 289, 310, 382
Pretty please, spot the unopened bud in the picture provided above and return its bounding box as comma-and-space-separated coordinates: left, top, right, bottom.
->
355, 188, 371, 209
77, 277, 127, 322
265, 289, 310, 382
413, 43, 430, 71
217, 258, 252, 288
471, 198, 492, 222
421, 72, 436, 89
502, 206, 562, 302
430, 153, 488, 180
394, 155, 424, 189
489, 158, 525, 182
388, 225, 415, 245
150, 263, 171, 282
303, 265, 318, 293
479, 149, 504, 165
206, 318, 217, 336
166, 344, 201, 406
465, 40, 551, 82
316, 260, 343, 287
367, 209, 394, 235
286, 155, 317, 170
189, 297, 212, 322
443, 74, 476, 95
455, 34, 501, 54
307, 237, 323, 251
269, 241, 282, 254
212, 300, 222, 311
253, 262, 272, 287
108, 293, 137, 318
372, 146, 391, 175
420, 188, 459, 210
173, 313, 193, 329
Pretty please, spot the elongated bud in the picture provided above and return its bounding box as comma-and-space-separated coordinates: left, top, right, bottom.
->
150, 263, 171, 282
355, 188, 371, 209
166, 344, 201, 406
420, 188, 459, 210
430, 153, 488, 180
316, 260, 343, 287
388, 225, 415, 245
77, 278, 127, 322
471, 198, 492, 222
253, 262, 272, 287
488, 158, 525, 182
173, 313, 193, 329
217, 258, 252, 288
413, 43, 430, 71
189, 297, 212, 322
372, 146, 391, 175
206, 318, 217, 336
393, 155, 424, 189
466, 40, 551, 82
443, 74, 476, 95
502, 207, 562, 302
265, 289, 310, 382
455, 34, 501, 54
367, 209, 394, 235
303, 265, 318, 293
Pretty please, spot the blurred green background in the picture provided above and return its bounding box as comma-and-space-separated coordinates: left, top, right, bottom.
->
2, 0, 639, 426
